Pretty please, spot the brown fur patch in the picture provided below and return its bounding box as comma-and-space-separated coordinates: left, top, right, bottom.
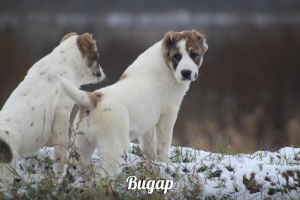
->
119, 73, 128, 81
0, 138, 13, 163
182, 30, 208, 55
162, 31, 184, 64
60, 32, 77, 43
86, 92, 102, 108
161, 30, 208, 69
77, 33, 97, 58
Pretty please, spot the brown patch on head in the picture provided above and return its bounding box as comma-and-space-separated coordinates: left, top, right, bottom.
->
162, 31, 186, 71
182, 30, 208, 56
118, 73, 128, 81
76, 33, 102, 78
86, 92, 102, 108
162, 31, 184, 70
60, 32, 77, 43
77, 33, 97, 58
0, 138, 13, 163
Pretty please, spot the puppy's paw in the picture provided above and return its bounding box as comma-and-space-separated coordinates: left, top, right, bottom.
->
156, 153, 171, 163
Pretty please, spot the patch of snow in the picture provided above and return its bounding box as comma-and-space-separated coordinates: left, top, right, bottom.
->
2, 144, 300, 199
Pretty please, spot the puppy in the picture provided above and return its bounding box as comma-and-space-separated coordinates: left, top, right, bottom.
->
0, 32, 105, 182
61, 30, 208, 177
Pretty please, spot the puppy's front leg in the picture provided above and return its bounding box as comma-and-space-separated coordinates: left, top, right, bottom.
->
139, 127, 156, 159
52, 108, 70, 170
156, 109, 178, 163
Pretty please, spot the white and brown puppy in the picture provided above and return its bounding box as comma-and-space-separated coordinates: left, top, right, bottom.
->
61, 30, 208, 177
0, 33, 105, 182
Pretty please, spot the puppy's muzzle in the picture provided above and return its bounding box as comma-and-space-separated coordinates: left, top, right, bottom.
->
94, 65, 105, 81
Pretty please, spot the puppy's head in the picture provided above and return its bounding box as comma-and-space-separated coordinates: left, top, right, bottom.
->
162, 30, 208, 83
61, 32, 105, 83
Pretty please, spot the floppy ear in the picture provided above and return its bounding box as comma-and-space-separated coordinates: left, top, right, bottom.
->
76, 33, 97, 58
162, 31, 176, 47
192, 30, 208, 52
60, 32, 77, 43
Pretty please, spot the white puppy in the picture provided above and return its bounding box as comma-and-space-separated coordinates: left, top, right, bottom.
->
61, 30, 208, 177
0, 32, 105, 182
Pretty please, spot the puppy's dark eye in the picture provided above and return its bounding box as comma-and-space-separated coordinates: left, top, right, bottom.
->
190, 50, 198, 59
173, 52, 181, 60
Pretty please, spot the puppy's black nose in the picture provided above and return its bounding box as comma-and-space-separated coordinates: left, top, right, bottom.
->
181, 70, 192, 80
93, 71, 101, 77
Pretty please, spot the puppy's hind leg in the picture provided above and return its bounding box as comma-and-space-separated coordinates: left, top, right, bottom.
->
74, 132, 96, 164
96, 134, 130, 178
52, 108, 71, 171
59, 130, 96, 185
96, 112, 130, 178
139, 127, 157, 159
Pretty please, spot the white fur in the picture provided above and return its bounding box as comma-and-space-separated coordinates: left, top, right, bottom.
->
0, 34, 105, 182
63, 37, 207, 177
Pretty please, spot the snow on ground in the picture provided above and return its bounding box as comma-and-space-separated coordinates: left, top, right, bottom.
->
166, 145, 300, 199
1, 143, 300, 199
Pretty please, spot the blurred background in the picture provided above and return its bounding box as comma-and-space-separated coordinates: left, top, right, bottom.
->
1, 0, 300, 153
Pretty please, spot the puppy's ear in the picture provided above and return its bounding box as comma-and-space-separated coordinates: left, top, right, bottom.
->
162, 31, 176, 47
77, 33, 97, 58
192, 30, 208, 52
60, 32, 77, 43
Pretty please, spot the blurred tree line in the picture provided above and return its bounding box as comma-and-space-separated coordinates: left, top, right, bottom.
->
0, 0, 300, 152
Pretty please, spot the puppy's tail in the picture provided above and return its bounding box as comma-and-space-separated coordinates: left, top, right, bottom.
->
60, 76, 96, 109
